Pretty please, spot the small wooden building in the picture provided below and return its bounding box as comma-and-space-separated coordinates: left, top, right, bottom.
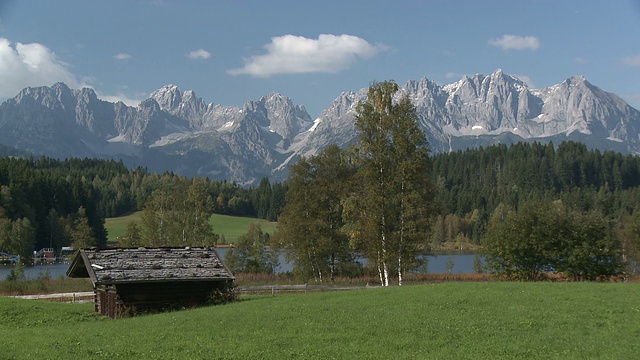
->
66, 247, 235, 318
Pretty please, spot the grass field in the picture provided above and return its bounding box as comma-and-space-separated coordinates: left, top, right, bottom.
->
104, 212, 277, 245
1, 282, 639, 359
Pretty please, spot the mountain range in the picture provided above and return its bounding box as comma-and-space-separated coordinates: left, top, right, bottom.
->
1, 69, 639, 184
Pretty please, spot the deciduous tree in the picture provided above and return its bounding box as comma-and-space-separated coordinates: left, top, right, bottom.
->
484, 200, 624, 280
225, 224, 278, 274
276, 145, 357, 283
350, 81, 433, 286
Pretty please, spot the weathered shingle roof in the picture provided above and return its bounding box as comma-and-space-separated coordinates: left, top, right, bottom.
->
67, 247, 234, 285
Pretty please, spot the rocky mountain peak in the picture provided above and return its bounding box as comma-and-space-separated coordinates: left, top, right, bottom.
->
149, 84, 210, 128
244, 93, 313, 140
150, 84, 184, 112
1, 71, 639, 184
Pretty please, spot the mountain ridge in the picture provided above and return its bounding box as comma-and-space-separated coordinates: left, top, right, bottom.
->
1, 70, 639, 184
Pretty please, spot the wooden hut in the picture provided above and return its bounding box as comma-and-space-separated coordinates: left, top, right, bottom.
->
66, 247, 235, 318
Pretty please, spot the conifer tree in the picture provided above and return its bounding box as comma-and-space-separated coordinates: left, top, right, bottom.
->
70, 207, 97, 249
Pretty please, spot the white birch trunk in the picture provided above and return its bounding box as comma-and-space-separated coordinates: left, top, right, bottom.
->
381, 226, 389, 287
398, 256, 403, 286
382, 261, 389, 286
377, 250, 384, 286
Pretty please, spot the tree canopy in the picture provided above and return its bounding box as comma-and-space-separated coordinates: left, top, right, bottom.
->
276, 81, 434, 286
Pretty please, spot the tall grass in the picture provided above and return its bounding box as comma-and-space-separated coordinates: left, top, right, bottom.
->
1, 282, 639, 359
0, 277, 93, 296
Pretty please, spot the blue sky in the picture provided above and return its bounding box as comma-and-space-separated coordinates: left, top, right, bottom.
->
0, 0, 639, 117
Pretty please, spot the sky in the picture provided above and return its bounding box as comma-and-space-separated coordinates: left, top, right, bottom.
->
0, 0, 639, 118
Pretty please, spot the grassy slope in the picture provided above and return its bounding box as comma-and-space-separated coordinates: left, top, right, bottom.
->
104, 212, 277, 245
1, 282, 639, 359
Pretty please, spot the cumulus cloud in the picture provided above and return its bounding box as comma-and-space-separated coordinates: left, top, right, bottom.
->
228, 34, 384, 77
187, 49, 211, 60
0, 37, 144, 106
0, 37, 84, 98
488, 34, 540, 51
622, 55, 640, 67
113, 53, 132, 60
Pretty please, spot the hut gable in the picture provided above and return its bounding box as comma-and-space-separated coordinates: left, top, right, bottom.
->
67, 247, 235, 318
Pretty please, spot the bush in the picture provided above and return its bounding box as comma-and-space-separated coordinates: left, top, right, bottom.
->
483, 200, 624, 281
208, 282, 238, 305
5, 263, 25, 281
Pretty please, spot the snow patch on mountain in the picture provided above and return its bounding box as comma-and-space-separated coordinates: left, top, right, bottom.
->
1, 69, 639, 184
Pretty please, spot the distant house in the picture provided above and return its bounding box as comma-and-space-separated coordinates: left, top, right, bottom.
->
66, 247, 235, 318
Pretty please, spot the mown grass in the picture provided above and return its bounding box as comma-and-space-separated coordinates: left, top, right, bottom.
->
1, 282, 639, 359
103, 212, 140, 243
104, 212, 277, 245
208, 214, 277, 244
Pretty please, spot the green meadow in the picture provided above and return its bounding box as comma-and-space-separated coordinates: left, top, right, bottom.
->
1, 282, 639, 359
104, 212, 277, 245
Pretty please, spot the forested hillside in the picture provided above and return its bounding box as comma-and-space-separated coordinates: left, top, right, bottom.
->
430, 141, 640, 247
1, 140, 639, 270
0, 156, 284, 261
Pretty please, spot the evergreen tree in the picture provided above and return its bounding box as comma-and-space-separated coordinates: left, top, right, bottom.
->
70, 207, 97, 249
0, 215, 12, 253
10, 218, 36, 263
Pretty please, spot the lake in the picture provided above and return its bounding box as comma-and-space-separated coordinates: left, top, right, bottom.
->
0, 249, 483, 280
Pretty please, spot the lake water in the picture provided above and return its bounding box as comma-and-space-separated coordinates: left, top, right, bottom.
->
0, 250, 483, 280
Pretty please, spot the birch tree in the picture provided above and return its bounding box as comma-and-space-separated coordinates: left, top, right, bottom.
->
276, 145, 356, 283
140, 181, 217, 247
352, 81, 433, 286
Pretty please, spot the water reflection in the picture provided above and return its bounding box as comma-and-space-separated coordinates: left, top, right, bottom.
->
215, 248, 482, 275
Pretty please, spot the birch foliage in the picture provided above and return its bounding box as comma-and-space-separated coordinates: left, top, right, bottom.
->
276, 145, 357, 283
352, 81, 433, 286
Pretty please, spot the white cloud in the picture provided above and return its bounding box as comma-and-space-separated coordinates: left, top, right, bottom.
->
0, 37, 84, 98
445, 72, 461, 79
488, 34, 540, 51
113, 53, 132, 60
97, 91, 142, 107
575, 57, 588, 64
622, 55, 640, 67
0, 37, 144, 106
187, 49, 211, 60
228, 34, 384, 77
513, 74, 536, 88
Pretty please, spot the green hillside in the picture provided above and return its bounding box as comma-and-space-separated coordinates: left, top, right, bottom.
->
105, 212, 277, 245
